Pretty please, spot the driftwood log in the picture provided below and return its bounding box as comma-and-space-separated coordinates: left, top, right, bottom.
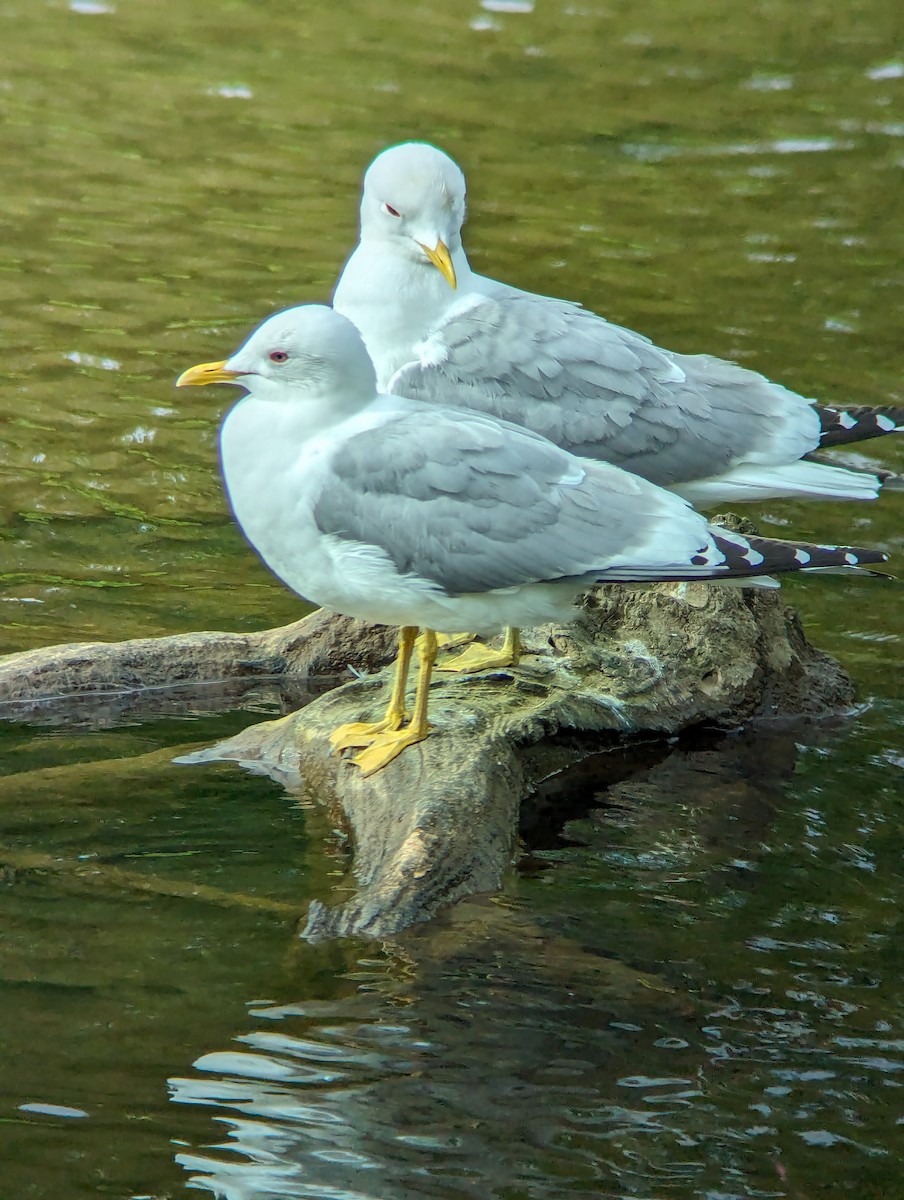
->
0, 606, 397, 726
1, 567, 854, 940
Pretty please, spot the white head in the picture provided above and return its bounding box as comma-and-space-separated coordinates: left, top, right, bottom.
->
176, 305, 378, 412
358, 142, 467, 287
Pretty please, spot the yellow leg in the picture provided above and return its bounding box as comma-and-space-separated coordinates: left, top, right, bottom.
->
437, 626, 522, 674
329, 626, 417, 751
351, 629, 438, 776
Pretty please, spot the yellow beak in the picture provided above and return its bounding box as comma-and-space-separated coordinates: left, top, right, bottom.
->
416, 239, 457, 289
175, 359, 244, 387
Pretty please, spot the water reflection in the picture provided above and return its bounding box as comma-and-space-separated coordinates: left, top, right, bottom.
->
164, 720, 904, 1199
2, 688, 902, 1196
171, 912, 902, 1199
169, 914, 702, 1199
0, 673, 332, 730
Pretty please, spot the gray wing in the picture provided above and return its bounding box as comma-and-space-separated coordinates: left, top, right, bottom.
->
312, 408, 701, 595
387, 293, 817, 488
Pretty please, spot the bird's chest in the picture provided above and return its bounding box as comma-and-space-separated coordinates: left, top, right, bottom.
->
219, 403, 331, 593
335, 259, 454, 389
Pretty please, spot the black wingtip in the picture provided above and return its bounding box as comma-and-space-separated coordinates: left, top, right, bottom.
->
596, 531, 891, 585
701, 531, 889, 577
816, 404, 904, 448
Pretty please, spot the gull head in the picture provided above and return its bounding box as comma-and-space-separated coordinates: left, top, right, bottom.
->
359, 142, 466, 289
176, 305, 378, 410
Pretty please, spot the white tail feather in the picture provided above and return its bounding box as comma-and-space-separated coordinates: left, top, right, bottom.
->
704, 574, 781, 590
670, 460, 881, 507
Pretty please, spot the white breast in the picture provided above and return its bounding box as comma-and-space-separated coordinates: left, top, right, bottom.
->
218, 396, 339, 603
334, 243, 477, 389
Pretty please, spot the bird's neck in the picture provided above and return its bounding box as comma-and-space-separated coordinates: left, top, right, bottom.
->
333, 238, 475, 388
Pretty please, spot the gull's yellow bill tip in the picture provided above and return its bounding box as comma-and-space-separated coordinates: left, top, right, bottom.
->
176, 360, 241, 388
417, 239, 457, 290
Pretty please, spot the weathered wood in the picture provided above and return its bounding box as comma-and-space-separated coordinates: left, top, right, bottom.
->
175, 581, 854, 940
1, 511, 858, 942
0, 608, 398, 724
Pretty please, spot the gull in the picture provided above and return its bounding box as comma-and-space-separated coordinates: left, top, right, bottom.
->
332, 141, 904, 670
334, 142, 904, 509
176, 304, 887, 776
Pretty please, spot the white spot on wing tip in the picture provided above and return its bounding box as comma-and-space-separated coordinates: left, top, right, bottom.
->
794, 548, 811, 564
844, 552, 858, 565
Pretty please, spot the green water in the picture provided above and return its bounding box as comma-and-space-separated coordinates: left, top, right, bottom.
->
1, 0, 903, 1196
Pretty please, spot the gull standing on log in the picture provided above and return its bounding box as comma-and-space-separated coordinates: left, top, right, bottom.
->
176, 305, 888, 776
332, 141, 904, 669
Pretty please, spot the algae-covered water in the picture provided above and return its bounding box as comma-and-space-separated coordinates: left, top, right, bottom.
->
1, 0, 902, 1196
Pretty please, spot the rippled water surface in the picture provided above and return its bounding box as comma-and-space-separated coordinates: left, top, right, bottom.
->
1, 0, 903, 1196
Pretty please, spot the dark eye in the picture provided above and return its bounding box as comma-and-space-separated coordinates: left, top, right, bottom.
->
382, 203, 402, 218
269, 350, 288, 363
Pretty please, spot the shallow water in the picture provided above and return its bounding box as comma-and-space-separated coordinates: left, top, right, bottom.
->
1, 0, 903, 1196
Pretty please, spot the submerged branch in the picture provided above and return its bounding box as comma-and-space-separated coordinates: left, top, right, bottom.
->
0, 844, 303, 916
